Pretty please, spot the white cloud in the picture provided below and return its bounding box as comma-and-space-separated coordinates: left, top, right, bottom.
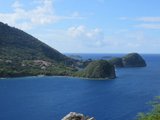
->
135, 24, 160, 29
70, 12, 85, 19
31, 25, 106, 53
0, 0, 84, 30
32, 26, 160, 53
120, 16, 160, 22
105, 30, 157, 52
119, 17, 129, 20
135, 17, 160, 22
12, 0, 23, 8
119, 16, 160, 29
67, 25, 105, 47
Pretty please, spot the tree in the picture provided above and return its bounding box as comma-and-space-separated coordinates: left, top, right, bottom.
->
137, 96, 160, 120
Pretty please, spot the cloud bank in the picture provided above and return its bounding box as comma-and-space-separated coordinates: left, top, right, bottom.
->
0, 0, 84, 30
120, 16, 160, 29
67, 25, 105, 47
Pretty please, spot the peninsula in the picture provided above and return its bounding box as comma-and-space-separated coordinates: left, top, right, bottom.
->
0, 22, 116, 79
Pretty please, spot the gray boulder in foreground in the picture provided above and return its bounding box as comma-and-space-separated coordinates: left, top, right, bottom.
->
62, 112, 95, 120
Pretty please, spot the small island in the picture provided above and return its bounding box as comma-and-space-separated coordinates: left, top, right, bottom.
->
109, 53, 146, 68
122, 53, 146, 67
68, 55, 83, 60
74, 60, 116, 79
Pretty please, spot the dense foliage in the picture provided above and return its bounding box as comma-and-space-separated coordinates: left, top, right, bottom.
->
137, 96, 160, 120
0, 59, 77, 77
122, 53, 146, 67
0, 22, 75, 62
75, 60, 116, 79
108, 53, 146, 68
0, 22, 76, 77
0, 22, 116, 78
108, 57, 123, 67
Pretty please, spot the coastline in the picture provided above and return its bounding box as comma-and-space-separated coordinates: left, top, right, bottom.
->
0, 74, 116, 80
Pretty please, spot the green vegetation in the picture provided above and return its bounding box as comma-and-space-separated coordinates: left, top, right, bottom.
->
0, 59, 76, 77
75, 60, 116, 79
108, 53, 146, 68
0, 22, 72, 63
0, 22, 77, 77
137, 96, 160, 120
0, 22, 116, 79
122, 53, 146, 67
108, 57, 123, 67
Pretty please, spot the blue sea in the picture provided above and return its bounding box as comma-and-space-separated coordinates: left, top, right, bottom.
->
0, 54, 160, 120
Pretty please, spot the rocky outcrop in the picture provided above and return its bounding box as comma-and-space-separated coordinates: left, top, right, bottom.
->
62, 112, 95, 120
122, 53, 146, 67
75, 60, 116, 79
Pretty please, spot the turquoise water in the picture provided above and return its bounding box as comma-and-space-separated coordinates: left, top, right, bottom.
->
0, 54, 160, 120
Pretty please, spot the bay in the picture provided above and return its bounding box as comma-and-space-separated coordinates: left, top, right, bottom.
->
0, 54, 160, 120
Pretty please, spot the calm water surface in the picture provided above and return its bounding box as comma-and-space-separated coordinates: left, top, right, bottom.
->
0, 54, 160, 120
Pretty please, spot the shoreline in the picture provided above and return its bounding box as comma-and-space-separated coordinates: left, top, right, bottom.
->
0, 74, 116, 80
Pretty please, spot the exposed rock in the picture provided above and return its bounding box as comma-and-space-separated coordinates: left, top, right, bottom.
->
5, 60, 12, 63
33, 60, 52, 67
75, 60, 116, 79
41, 66, 46, 70
62, 112, 95, 120
122, 53, 146, 67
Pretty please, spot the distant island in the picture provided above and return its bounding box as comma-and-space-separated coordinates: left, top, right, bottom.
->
101, 55, 112, 60
68, 55, 82, 60
0, 22, 146, 79
109, 53, 146, 68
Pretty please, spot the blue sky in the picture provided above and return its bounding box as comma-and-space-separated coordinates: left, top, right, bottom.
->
0, 0, 160, 53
